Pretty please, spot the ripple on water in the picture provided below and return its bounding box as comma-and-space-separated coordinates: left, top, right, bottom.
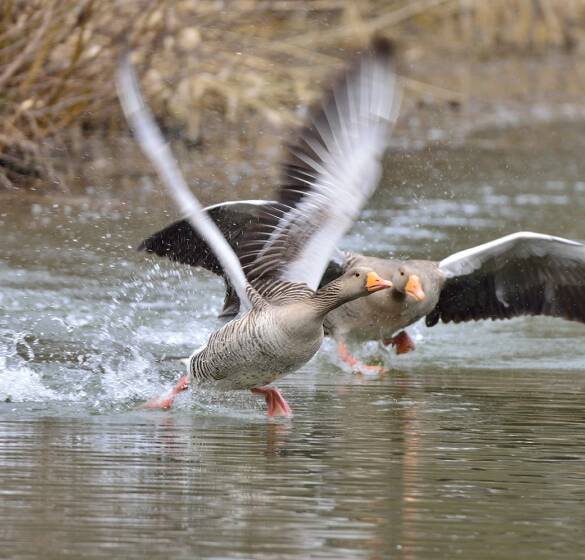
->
3, 122, 585, 559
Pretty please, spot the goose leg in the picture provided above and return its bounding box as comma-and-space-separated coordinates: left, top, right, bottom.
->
143, 375, 190, 410
383, 330, 416, 355
337, 338, 384, 375
251, 387, 293, 417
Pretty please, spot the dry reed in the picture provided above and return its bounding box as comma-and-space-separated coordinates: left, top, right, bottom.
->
1, 0, 585, 190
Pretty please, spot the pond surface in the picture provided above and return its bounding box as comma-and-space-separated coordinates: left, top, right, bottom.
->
2, 121, 585, 559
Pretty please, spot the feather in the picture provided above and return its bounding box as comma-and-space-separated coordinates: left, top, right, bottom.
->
238, 39, 400, 290
427, 232, 585, 326
116, 55, 252, 311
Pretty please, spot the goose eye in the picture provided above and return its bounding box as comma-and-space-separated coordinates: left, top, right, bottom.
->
354, 272, 360, 278
400, 271, 405, 276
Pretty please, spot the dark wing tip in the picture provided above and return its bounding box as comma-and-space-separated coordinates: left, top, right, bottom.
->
370, 36, 395, 59
425, 310, 440, 328
137, 233, 159, 253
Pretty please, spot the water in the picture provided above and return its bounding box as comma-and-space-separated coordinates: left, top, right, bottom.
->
2, 121, 585, 559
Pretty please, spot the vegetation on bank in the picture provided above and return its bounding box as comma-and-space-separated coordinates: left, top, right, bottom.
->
1, 0, 585, 191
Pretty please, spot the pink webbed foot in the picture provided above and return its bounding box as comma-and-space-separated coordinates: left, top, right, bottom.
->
143, 375, 189, 410
383, 330, 416, 356
251, 386, 293, 418
337, 339, 385, 376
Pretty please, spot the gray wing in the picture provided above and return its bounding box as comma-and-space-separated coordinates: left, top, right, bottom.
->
426, 232, 585, 326
117, 55, 253, 311
139, 199, 347, 318
238, 38, 400, 290
138, 200, 280, 274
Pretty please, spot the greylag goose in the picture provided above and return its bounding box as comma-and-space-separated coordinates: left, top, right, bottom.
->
140, 199, 585, 372
117, 39, 400, 414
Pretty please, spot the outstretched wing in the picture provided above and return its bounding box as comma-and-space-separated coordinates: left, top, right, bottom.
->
138, 200, 280, 274
239, 38, 400, 290
117, 56, 252, 310
426, 232, 585, 326
140, 199, 349, 317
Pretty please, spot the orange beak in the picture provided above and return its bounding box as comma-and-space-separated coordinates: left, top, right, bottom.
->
365, 271, 393, 293
405, 274, 425, 302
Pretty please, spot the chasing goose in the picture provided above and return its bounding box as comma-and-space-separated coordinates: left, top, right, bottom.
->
118, 39, 400, 414
140, 199, 585, 373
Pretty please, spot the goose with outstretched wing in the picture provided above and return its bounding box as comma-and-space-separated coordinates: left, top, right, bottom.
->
140, 197, 585, 373
118, 39, 399, 414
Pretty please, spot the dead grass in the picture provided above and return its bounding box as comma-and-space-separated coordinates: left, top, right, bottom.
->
2, 0, 585, 190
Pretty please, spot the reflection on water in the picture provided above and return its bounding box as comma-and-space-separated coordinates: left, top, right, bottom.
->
2, 121, 585, 559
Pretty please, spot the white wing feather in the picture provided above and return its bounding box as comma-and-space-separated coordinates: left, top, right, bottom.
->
439, 231, 584, 278
116, 56, 252, 311
244, 44, 400, 290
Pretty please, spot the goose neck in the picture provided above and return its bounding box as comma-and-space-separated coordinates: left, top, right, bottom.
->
312, 280, 345, 316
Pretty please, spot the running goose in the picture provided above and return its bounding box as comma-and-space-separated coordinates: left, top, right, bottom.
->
140, 200, 585, 372
118, 39, 399, 414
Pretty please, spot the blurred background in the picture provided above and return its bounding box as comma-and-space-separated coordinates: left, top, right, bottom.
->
3, 0, 585, 194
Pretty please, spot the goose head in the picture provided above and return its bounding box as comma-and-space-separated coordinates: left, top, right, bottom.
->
391, 265, 425, 302
314, 266, 392, 316
336, 266, 394, 302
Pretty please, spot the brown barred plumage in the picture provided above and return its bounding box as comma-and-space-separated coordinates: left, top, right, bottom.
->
119, 39, 398, 413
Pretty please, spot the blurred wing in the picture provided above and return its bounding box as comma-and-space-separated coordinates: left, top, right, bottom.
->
426, 232, 585, 326
138, 200, 279, 273
239, 39, 400, 290
139, 200, 345, 318
117, 56, 252, 310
